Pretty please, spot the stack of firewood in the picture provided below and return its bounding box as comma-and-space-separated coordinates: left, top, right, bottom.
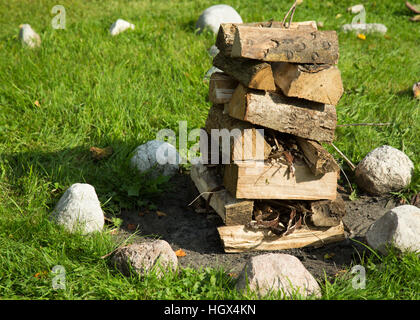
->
191, 21, 347, 253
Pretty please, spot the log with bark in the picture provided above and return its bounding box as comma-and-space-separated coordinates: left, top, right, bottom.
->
217, 222, 345, 252
223, 160, 338, 200
309, 195, 346, 227
227, 84, 337, 143
205, 104, 272, 161
216, 21, 317, 56
296, 138, 340, 176
213, 53, 276, 91
272, 62, 344, 105
231, 26, 339, 64
190, 163, 253, 225
208, 72, 238, 105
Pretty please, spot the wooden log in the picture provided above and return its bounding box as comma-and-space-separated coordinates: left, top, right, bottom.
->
231, 26, 339, 64
217, 223, 345, 253
209, 72, 238, 104
213, 53, 276, 91
216, 21, 317, 56
272, 62, 344, 105
224, 160, 338, 200
205, 104, 272, 161
310, 195, 346, 227
227, 84, 337, 143
190, 163, 253, 226
296, 138, 340, 176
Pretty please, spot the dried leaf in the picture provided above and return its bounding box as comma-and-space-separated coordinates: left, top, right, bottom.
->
127, 223, 137, 231
413, 82, 420, 99
175, 249, 187, 257
156, 210, 167, 217
90, 146, 113, 160
410, 15, 420, 22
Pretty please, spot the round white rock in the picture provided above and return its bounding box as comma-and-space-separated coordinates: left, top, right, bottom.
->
355, 145, 414, 195
19, 24, 41, 48
131, 140, 181, 177
109, 19, 135, 36
50, 183, 104, 234
195, 4, 242, 34
366, 205, 420, 254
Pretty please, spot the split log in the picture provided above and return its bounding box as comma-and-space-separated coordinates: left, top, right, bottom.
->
224, 160, 338, 200
209, 72, 238, 104
216, 21, 317, 56
296, 138, 340, 176
231, 26, 339, 64
205, 104, 271, 161
272, 62, 344, 105
213, 53, 276, 91
310, 195, 346, 227
190, 163, 253, 225
217, 223, 345, 252
227, 84, 337, 143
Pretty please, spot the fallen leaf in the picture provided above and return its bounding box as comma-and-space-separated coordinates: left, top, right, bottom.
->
334, 269, 347, 277
357, 33, 366, 40
127, 223, 137, 231
156, 210, 167, 218
410, 14, 420, 22
175, 249, 187, 257
384, 34, 392, 39
90, 146, 113, 160
34, 271, 48, 278
413, 82, 420, 99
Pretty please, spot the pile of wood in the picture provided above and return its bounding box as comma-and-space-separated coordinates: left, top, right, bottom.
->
191, 21, 347, 253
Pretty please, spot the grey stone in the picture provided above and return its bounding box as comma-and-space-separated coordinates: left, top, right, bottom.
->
366, 205, 420, 254
195, 4, 242, 34
342, 23, 387, 34
19, 24, 41, 48
130, 140, 182, 177
50, 183, 104, 234
110, 240, 178, 277
236, 253, 321, 298
355, 145, 414, 195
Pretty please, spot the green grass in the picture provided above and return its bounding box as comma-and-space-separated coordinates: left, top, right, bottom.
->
0, 0, 419, 299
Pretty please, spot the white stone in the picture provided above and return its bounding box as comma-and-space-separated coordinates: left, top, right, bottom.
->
236, 253, 321, 298
19, 24, 41, 48
347, 4, 365, 14
342, 23, 387, 34
109, 19, 135, 36
355, 145, 414, 195
110, 240, 178, 277
366, 205, 420, 254
130, 140, 181, 177
208, 45, 220, 58
204, 65, 223, 80
195, 4, 242, 34
50, 183, 104, 234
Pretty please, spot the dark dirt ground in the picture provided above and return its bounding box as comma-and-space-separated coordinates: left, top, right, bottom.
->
118, 172, 400, 280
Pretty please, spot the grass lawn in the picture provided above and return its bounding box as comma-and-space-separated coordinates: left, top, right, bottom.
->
0, 0, 419, 300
